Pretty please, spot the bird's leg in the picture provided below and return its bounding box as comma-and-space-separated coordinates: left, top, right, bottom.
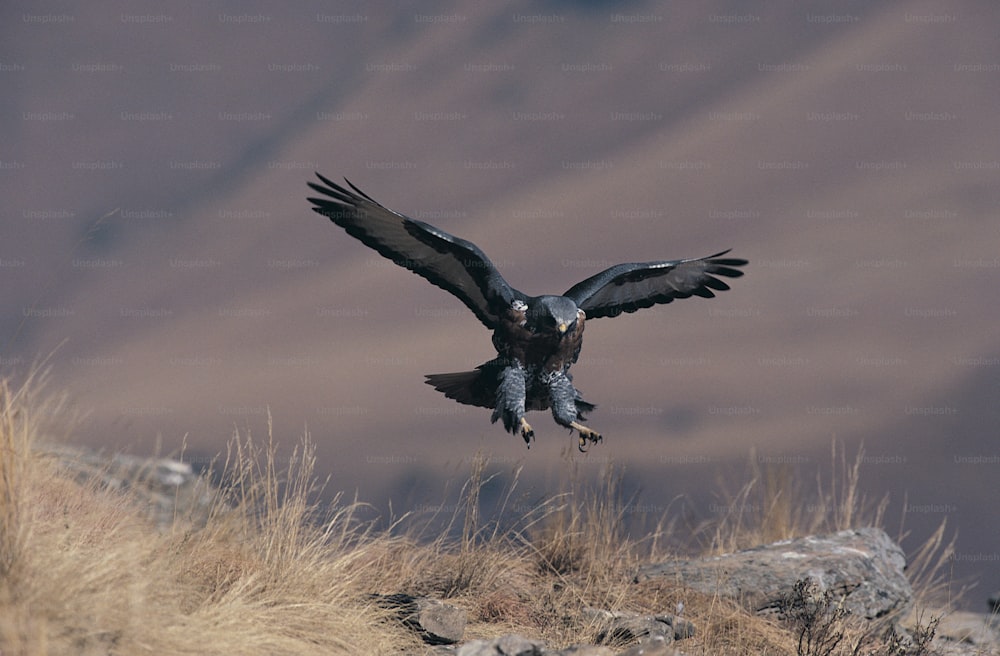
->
545, 371, 603, 451
492, 365, 532, 446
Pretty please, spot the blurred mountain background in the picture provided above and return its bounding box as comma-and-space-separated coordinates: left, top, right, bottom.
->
3, 0, 998, 605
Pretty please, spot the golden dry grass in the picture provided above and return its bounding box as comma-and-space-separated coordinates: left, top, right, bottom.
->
0, 376, 410, 655
0, 374, 954, 655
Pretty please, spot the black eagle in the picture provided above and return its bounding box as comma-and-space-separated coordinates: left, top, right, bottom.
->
307, 173, 747, 451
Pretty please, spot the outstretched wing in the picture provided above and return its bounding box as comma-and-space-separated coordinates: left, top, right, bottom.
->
562, 250, 747, 319
307, 173, 522, 329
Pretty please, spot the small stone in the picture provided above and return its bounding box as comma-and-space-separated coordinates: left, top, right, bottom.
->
584, 607, 696, 646
548, 645, 614, 655
596, 615, 673, 645
456, 634, 543, 656
616, 636, 685, 656
373, 593, 467, 645
654, 614, 696, 640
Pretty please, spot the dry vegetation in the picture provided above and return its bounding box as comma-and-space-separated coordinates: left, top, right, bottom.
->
0, 374, 954, 655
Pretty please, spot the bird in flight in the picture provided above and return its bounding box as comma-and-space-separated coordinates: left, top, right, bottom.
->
307, 173, 746, 451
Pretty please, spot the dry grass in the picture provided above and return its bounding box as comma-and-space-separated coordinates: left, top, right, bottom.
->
0, 376, 410, 655
0, 374, 956, 655
695, 441, 890, 555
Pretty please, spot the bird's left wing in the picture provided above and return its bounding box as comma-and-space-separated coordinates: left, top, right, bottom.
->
307, 173, 520, 329
562, 250, 747, 319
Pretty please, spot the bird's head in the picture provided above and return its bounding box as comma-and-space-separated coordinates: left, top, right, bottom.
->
526, 295, 580, 336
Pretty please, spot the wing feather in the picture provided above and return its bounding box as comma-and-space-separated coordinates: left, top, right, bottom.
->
307, 173, 520, 328
562, 250, 747, 319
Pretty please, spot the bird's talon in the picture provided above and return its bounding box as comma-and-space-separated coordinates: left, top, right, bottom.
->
519, 417, 535, 446
569, 422, 602, 452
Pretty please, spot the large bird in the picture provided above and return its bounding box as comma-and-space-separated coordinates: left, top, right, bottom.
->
307, 173, 747, 451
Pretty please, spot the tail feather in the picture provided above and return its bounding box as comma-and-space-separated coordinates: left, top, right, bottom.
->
424, 368, 497, 409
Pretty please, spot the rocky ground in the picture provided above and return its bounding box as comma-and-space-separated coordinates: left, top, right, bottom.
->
40, 443, 1000, 656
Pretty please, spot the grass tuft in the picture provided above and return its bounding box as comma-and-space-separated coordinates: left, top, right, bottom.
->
699, 441, 890, 555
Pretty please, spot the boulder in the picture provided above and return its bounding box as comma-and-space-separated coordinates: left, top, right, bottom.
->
636, 527, 912, 622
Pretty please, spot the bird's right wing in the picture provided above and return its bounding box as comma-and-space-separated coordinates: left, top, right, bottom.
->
307, 173, 521, 329
562, 250, 747, 319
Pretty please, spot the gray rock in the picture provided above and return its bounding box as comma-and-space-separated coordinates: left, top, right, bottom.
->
583, 607, 693, 646
582, 608, 694, 644
374, 593, 467, 645
598, 614, 673, 646
39, 442, 220, 529
661, 616, 696, 640
636, 527, 912, 622
456, 634, 543, 656
616, 637, 685, 656
454, 635, 615, 656
551, 646, 615, 656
